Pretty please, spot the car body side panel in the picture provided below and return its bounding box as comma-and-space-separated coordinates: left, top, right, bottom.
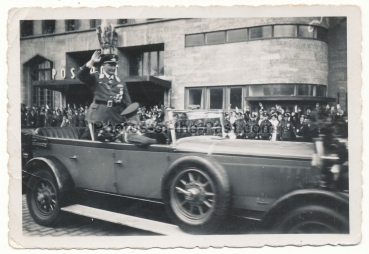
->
33, 142, 116, 193
114, 145, 170, 199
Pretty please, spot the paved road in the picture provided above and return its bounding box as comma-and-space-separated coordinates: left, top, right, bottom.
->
22, 195, 158, 236
23, 191, 258, 236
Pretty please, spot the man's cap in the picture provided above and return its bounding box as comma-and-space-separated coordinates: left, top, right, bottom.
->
262, 112, 269, 117
300, 114, 306, 119
121, 102, 140, 118
284, 112, 291, 117
100, 54, 118, 64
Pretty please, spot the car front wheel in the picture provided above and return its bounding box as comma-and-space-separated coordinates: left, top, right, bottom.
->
163, 165, 231, 234
26, 169, 63, 227
272, 205, 349, 234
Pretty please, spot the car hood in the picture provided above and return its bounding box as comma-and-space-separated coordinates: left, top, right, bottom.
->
174, 136, 315, 160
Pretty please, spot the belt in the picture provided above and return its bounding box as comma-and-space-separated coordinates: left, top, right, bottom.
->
95, 100, 122, 107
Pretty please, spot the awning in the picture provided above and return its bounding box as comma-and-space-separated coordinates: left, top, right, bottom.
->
32, 79, 85, 91
246, 96, 336, 102
149, 76, 172, 89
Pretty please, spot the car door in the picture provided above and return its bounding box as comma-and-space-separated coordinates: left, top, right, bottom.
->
113, 143, 170, 199
67, 141, 117, 193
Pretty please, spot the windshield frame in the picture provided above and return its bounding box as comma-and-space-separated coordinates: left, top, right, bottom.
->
167, 109, 226, 147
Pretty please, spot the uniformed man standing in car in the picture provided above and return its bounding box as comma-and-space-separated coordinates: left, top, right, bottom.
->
77, 50, 132, 140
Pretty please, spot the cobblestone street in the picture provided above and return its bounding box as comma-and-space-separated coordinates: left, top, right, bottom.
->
22, 195, 157, 237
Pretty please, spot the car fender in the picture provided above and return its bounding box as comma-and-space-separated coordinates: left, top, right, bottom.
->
261, 189, 349, 229
23, 155, 75, 198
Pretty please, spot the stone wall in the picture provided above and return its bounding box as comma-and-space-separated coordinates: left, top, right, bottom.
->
21, 18, 331, 109
327, 18, 347, 112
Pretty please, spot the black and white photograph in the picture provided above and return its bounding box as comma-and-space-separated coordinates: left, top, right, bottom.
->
7, 5, 362, 249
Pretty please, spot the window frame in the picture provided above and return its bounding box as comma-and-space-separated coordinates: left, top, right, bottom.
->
20, 20, 33, 37
186, 87, 205, 110
42, 20, 55, 35
206, 87, 225, 110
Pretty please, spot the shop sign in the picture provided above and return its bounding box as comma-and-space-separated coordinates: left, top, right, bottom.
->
51, 65, 119, 80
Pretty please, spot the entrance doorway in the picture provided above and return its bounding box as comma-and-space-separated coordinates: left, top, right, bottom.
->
126, 82, 166, 108
65, 84, 93, 108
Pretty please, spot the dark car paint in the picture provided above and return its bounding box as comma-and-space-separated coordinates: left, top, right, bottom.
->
26, 135, 324, 213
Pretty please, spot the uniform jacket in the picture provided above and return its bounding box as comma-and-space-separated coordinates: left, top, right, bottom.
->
245, 119, 260, 139
279, 120, 296, 141
77, 65, 132, 125
259, 119, 272, 140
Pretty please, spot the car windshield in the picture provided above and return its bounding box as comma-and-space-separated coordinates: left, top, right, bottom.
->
167, 110, 225, 145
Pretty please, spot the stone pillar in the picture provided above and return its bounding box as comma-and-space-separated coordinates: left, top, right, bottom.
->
33, 20, 42, 35
55, 20, 65, 34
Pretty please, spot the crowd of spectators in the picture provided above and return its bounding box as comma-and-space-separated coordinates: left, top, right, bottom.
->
21, 102, 348, 144
21, 103, 89, 129
172, 102, 348, 142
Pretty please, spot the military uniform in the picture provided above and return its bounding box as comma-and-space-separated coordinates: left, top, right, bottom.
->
245, 119, 260, 139
279, 114, 296, 141
259, 118, 272, 140
77, 57, 131, 125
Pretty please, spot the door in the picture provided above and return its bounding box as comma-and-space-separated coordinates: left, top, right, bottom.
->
113, 143, 170, 199
69, 144, 116, 193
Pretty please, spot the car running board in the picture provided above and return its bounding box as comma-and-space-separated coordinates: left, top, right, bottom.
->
61, 204, 187, 236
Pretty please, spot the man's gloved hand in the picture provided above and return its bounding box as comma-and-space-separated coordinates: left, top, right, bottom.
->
86, 50, 102, 68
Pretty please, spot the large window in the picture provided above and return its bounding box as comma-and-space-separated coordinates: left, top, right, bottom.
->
185, 84, 327, 110
31, 59, 53, 81
185, 24, 328, 47
65, 20, 79, 31
42, 20, 55, 34
90, 19, 101, 28
208, 87, 224, 109
227, 28, 248, 43
316, 85, 327, 97
129, 50, 164, 76
20, 20, 33, 37
31, 59, 54, 107
185, 34, 205, 47
188, 88, 203, 109
229, 87, 242, 109
297, 84, 314, 96
249, 26, 272, 39
274, 25, 297, 37
206, 31, 226, 45
298, 25, 315, 38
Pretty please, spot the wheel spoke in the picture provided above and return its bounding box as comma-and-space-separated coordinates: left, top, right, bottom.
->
49, 205, 54, 211
198, 205, 204, 215
188, 173, 195, 182
175, 187, 189, 195
196, 174, 201, 182
202, 182, 209, 188
180, 199, 188, 206
204, 192, 214, 196
180, 179, 187, 185
51, 199, 56, 204
41, 182, 46, 189
203, 201, 212, 208
189, 204, 194, 214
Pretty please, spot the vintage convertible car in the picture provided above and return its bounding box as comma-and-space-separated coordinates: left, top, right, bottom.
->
22, 110, 349, 234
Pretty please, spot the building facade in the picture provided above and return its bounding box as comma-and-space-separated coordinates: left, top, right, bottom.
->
20, 17, 347, 114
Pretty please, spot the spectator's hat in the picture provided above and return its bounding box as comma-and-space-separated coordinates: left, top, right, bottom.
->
272, 112, 278, 117
251, 112, 258, 118
121, 102, 139, 118
262, 111, 269, 117
284, 111, 291, 117
100, 54, 118, 65
300, 114, 306, 119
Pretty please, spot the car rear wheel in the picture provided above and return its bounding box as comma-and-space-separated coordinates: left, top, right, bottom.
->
163, 165, 230, 234
272, 205, 349, 234
26, 169, 63, 227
